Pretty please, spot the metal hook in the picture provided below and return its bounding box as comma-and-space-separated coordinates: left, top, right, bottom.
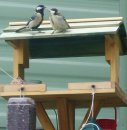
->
19, 86, 25, 98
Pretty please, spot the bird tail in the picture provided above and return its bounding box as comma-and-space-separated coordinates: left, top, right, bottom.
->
15, 26, 27, 33
67, 23, 71, 29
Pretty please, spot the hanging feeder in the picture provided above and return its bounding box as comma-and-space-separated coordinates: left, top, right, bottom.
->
7, 97, 36, 130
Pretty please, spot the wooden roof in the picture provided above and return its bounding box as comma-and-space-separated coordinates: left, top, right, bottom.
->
0, 17, 127, 58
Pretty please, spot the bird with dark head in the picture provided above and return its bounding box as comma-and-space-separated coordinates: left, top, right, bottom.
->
50, 8, 59, 15
35, 5, 45, 16
48, 8, 70, 34
16, 5, 45, 33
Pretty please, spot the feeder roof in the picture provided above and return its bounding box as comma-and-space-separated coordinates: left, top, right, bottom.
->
0, 17, 127, 58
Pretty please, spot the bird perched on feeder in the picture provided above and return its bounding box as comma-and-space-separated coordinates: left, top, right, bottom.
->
16, 5, 45, 33
48, 8, 70, 34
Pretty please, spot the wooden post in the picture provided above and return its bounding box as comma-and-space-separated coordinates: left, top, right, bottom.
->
9, 39, 29, 79
57, 98, 70, 130
105, 34, 122, 84
68, 102, 75, 130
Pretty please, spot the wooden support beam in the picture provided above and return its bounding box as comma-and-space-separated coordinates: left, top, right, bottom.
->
14, 64, 24, 80
10, 39, 29, 79
92, 101, 102, 118
36, 102, 55, 130
111, 34, 122, 83
105, 35, 113, 64
13, 39, 29, 68
105, 34, 121, 84
6, 40, 19, 49
68, 102, 75, 130
57, 98, 70, 130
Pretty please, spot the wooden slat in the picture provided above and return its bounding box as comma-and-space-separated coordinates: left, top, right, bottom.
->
0, 26, 119, 41
68, 102, 75, 130
68, 81, 115, 90
67, 17, 123, 23
4, 20, 121, 33
3, 84, 46, 92
4, 17, 122, 33
0, 82, 127, 107
36, 102, 55, 130
0, 81, 116, 96
9, 17, 123, 26
9, 20, 50, 26
57, 98, 70, 130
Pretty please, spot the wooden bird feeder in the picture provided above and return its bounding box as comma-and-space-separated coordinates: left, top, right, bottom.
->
0, 17, 127, 130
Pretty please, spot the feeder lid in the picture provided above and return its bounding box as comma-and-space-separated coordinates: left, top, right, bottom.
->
82, 117, 102, 130
0, 17, 127, 58
8, 97, 35, 105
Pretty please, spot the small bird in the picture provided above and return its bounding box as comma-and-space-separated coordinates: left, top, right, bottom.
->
48, 8, 70, 34
16, 5, 45, 33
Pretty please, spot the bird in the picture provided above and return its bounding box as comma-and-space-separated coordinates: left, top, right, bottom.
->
48, 8, 70, 34
16, 5, 45, 33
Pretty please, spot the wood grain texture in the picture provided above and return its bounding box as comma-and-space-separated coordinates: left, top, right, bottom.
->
3, 84, 47, 92
105, 34, 121, 83
36, 102, 55, 130
57, 98, 70, 130
68, 81, 115, 90
8, 17, 123, 26
79, 101, 102, 130
68, 102, 75, 130
11, 39, 29, 79
0, 82, 127, 107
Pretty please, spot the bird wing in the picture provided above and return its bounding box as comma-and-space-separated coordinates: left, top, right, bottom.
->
56, 14, 70, 29
62, 15, 70, 29
26, 14, 37, 26
16, 12, 42, 32
27, 13, 43, 29
57, 12, 70, 29
49, 12, 70, 32
49, 16, 56, 30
